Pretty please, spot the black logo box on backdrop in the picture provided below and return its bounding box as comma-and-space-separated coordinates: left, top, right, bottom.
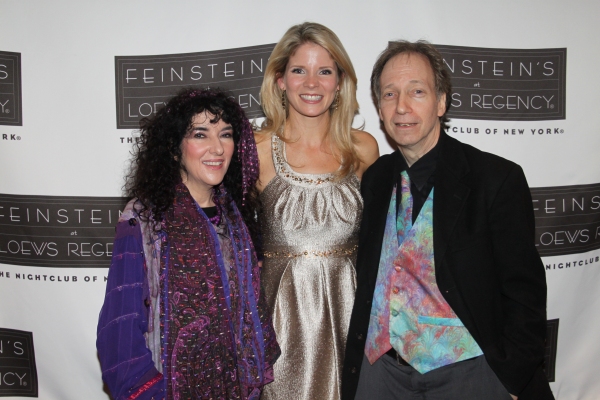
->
532, 183, 600, 257
115, 44, 276, 129
433, 45, 566, 121
0, 194, 127, 268
0, 328, 37, 397
2, 185, 598, 268
0, 51, 22, 126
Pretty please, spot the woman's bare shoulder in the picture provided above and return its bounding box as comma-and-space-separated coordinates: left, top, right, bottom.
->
254, 130, 276, 192
352, 129, 379, 171
254, 129, 273, 146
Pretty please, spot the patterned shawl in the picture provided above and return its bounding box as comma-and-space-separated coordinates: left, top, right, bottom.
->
161, 183, 278, 399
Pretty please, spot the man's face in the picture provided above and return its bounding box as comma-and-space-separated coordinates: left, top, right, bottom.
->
378, 53, 446, 160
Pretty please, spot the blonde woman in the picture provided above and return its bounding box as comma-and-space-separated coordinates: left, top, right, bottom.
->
255, 22, 379, 400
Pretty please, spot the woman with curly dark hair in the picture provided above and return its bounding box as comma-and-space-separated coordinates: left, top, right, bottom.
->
97, 87, 279, 400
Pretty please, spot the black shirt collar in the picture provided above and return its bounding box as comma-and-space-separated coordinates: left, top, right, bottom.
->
396, 133, 442, 191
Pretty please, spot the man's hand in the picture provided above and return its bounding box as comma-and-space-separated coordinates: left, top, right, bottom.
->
510, 395, 518, 400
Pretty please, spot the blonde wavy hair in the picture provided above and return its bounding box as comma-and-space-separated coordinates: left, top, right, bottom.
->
258, 22, 361, 177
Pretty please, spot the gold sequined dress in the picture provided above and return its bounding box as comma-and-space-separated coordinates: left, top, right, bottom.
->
260, 135, 362, 400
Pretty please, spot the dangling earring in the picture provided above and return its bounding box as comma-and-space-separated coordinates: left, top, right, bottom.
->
331, 90, 340, 110
281, 89, 287, 109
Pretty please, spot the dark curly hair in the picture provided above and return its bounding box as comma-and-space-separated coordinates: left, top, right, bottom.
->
125, 87, 262, 250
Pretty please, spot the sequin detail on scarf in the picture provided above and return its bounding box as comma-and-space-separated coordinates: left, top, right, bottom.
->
161, 183, 278, 399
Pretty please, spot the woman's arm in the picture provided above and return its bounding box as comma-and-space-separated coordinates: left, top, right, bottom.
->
96, 219, 164, 400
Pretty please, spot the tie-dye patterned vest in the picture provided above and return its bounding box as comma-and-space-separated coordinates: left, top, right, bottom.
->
364, 172, 482, 374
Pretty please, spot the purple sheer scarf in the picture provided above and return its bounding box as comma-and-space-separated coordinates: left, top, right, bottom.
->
161, 183, 277, 399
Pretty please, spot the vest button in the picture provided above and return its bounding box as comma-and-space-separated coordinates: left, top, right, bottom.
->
351, 367, 357, 374
391, 310, 399, 317
357, 333, 364, 340
394, 266, 402, 272
392, 286, 400, 294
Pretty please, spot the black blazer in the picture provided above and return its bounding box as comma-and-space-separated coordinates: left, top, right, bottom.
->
342, 132, 553, 400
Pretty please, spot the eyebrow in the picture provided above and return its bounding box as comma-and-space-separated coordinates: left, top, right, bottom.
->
190, 124, 233, 131
288, 64, 335, 69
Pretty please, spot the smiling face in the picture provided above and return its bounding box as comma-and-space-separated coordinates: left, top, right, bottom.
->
277, 42, 340, 120
378, 52, 446, 162
180, 112, 235, 207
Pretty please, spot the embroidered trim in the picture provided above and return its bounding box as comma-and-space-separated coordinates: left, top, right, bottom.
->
272, 135, 335, 186
128, 372, 163, 399
263, 244, 358, 259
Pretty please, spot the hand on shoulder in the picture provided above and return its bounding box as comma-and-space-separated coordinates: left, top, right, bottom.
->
352, 129, 379, 179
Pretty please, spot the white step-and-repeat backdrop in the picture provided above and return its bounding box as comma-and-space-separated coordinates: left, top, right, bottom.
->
1, 1, 598, 398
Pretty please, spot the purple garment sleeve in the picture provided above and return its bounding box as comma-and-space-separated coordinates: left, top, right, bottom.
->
96, 219, 165, 400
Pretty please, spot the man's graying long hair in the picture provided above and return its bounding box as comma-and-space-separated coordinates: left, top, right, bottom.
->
371, 40, 453, 131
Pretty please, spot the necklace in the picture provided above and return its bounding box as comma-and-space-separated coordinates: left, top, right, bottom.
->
203, 205, 221, 226
209, 212, 221, 226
